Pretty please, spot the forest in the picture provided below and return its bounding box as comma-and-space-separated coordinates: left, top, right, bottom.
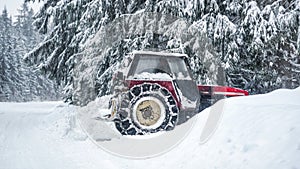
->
1, 0, 299, 104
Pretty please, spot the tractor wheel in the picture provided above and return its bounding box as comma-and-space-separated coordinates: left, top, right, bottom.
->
114, 83, 179, 135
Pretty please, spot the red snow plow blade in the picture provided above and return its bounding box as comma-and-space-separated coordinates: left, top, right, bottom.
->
198, 85, 249, 97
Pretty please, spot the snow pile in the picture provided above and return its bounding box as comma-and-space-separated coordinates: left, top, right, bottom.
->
76, 95, 121, 141
0, 87, 300, 169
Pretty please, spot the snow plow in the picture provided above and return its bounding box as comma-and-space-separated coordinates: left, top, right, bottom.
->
105, 51, 248, 135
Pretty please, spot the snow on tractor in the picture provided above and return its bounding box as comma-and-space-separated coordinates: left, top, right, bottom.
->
105, 51, 248, 135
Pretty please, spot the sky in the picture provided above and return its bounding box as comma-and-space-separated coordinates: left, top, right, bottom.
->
0, 0, 40, 19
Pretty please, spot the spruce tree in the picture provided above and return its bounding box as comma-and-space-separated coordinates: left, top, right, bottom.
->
24, 0, 300, 105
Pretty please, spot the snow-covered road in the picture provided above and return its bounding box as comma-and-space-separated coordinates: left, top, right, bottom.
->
0, 88, 300, 169
0, 102, 100, 169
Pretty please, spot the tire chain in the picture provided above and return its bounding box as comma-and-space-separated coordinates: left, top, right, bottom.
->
114, 83, 179, 135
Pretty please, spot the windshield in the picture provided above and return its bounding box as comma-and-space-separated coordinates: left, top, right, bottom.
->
128, 55, 191, 80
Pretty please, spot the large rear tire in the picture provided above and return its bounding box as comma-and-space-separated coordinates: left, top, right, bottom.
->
114, 83, 179, 135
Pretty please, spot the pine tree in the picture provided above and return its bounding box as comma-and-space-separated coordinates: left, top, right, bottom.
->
0, 3, 61, 102
0, 8, 19, 101
24, 0, 300, 105
14, 2, 61, 101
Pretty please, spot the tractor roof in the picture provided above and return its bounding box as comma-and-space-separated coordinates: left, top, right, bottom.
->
131, 51, 188, 58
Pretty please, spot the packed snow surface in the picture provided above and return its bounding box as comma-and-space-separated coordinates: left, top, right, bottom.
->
0, 87, 300, 169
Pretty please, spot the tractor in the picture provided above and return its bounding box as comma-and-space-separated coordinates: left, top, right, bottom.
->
105, 51, 248, 135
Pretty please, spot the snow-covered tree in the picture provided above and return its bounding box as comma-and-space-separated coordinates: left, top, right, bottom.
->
231, 0, 300, 93
25, 0, 300, 105
0, 8, 20, 101
0, 4, 61, 102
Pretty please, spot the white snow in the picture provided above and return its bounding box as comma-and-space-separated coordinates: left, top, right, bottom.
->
0, 87, 300, 169
128, 72, 173, 80
132, 50, 188, 58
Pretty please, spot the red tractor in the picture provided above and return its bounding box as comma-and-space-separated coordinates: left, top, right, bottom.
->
107, 51, 248, 135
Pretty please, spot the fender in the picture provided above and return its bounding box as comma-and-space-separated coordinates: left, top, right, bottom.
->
198, 85, 249, 111
198, 85, 249, 97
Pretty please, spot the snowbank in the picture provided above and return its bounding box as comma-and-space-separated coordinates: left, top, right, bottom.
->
0, 87, 299, 169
